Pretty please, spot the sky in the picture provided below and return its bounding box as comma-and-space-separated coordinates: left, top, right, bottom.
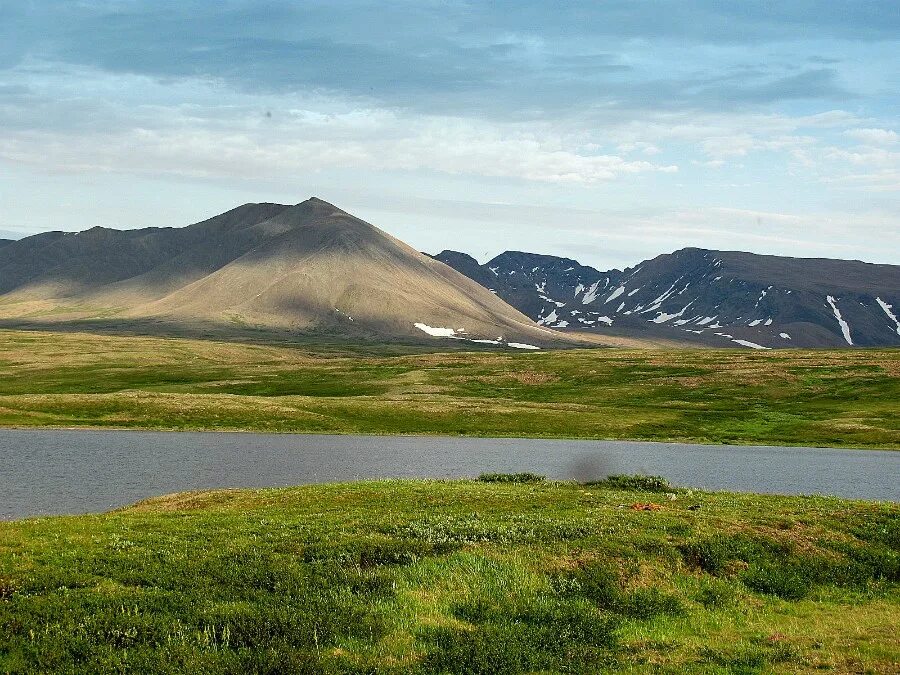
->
0, 1, 897, 271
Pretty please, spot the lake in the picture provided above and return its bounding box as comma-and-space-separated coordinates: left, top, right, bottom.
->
1, 430, 897, 519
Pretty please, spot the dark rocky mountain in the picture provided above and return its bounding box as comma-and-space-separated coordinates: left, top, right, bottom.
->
433, 248, 900, 348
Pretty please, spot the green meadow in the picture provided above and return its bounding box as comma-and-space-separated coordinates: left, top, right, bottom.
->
0, 329, 896, 447
1, 477, 897, 673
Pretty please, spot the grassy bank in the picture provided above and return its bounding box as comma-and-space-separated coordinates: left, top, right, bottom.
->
0, 477, 897, 673
0, 329, 896, 447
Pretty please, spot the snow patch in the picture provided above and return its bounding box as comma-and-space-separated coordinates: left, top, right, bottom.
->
415, 323, 457, 337
508, 342, 540, 350
648, 278, 683, 306
779, 333, 791, 340
539, 294, 566, 307
826, 296, 853, 345
600, 282, 624, 304
748, 319, 763, 327
732, 339, 770, 350
538, 309, 559, 326
552, 320, 570, 328
650, 302, 694, 324
595, 316, 614, 325
876, 297, 900, 336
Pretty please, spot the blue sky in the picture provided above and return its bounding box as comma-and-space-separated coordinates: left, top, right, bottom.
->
0, 1, 897, 270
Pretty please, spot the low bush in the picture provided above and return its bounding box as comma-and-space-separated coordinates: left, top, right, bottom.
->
477, 472, 546, 483
302, 538, 459, 567
680, 534, 788, 576
427, 596, 617, 674
587, 474, 674, 493
695, 578, 737, 607
618, 587, 685, 619
741, 561, 813, 600
553, 562, 683, 620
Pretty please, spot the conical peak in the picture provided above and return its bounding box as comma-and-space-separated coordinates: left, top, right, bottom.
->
293, 196, 344, 213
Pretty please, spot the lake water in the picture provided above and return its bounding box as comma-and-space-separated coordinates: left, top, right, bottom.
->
1, 430, 897, 519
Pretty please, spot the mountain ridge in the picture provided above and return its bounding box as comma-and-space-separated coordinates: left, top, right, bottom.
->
2, 198, 896, 349
433, 246, 900, 348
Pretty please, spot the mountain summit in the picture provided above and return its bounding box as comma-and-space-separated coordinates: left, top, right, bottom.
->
0, 199, 561, 346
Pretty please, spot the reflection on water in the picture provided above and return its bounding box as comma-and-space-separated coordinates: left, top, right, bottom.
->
1, 430, 897, 519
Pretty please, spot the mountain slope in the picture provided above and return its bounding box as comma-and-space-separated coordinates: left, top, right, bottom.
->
434, 248, 900, 348
0, 199, 564, 347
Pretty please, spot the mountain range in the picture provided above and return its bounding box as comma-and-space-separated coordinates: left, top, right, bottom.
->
0, 197, 897, 349
433, 248, 900, 348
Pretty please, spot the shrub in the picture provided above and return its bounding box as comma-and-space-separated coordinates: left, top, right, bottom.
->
741, 562, 812, 600
559, 562, 622, 608
477, 472, 546, 484
680, 534, 788, 576
618, 587, 684, 619
695, 578, 737, 607
0, 576, 15, 600
302, 539, 459, 568
426, 596, 617, 674
588, 474, 674, 493
553, 562, 683, 620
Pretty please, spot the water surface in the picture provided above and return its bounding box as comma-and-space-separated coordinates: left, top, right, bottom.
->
1, 430, 897, 519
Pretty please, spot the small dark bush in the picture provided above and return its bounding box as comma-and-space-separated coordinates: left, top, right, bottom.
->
0, 576, 16, 600
830, 541, 900, 584
553, 562, 683, 620
846, 511, 900, 550
588, 474, 674, 493
695, 578, 736, 607
477, 472, 546, 483
426, 597, 617, 674
618, 587, 684, 619
741, 561, 812, 600
701, 639, 800, 671
303, 539, 459, 568
559, 562, 622, 608
680, 535, 788, 576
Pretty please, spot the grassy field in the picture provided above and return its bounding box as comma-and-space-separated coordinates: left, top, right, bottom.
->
0, 476, 897, 673
0, 329, 896, 448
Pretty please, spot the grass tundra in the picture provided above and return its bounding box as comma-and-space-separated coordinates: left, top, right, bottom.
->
0, 476, 897, 672
0, 329, 896, 448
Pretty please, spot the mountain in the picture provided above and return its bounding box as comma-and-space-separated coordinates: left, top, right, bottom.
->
0, 199, 565, 347
433, 248, 900, 348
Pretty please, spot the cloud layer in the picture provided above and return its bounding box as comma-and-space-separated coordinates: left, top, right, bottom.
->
0, 1, 897, 267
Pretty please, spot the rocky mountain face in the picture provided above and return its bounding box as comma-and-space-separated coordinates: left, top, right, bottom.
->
433, 248, 900, 348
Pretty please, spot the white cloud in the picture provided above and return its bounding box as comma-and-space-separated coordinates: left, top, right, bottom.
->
843, 128, 898, 146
